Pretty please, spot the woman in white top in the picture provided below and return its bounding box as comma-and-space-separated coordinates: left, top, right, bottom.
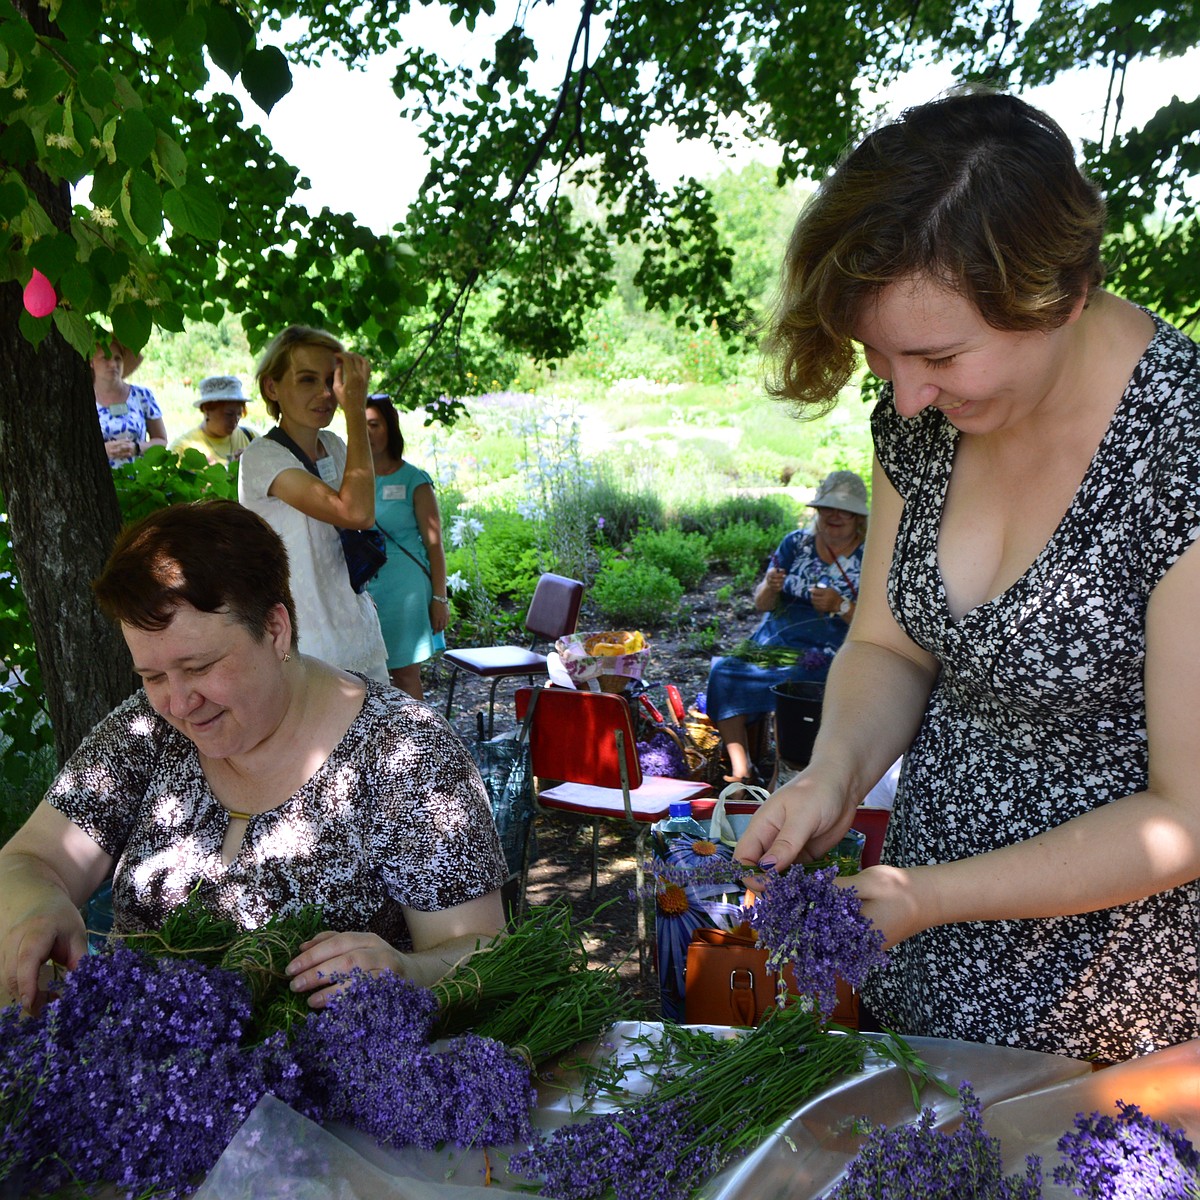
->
237, 326, 389, 683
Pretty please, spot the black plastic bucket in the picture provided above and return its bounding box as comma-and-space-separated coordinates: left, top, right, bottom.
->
771, 680, 824, 767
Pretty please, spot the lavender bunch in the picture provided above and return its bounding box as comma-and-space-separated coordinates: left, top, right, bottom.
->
0, 946, 298, 1198
511, 1098, 722, 1200
1054, 1101, 1200, 1198
827, 1082, 1043, 1199
744, 865, 888, 1022
513, 1007, 882, 1200
637, 730, 688, 778
294, 969, 536, 1149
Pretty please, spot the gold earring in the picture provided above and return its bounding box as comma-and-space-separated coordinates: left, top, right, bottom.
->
283, 652, 292, 663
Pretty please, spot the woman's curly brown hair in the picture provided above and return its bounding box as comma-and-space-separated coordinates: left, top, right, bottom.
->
763, 89, 1107, 413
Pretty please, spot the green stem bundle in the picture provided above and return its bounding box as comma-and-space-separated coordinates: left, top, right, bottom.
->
433, 903, 632, 1066
114, 892, 325, 1043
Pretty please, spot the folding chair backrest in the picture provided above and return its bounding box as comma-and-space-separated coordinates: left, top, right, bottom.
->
515, 687, 643, 791
523, 573, 585, 643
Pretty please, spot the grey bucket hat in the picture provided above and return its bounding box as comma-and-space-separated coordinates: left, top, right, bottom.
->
194, 375, 249, 408
807, 470, 869, 515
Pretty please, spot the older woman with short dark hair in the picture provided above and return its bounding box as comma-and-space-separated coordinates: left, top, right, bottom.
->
0, 500, 506, 1016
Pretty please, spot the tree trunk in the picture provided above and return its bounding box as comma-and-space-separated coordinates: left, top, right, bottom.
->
0, 177, 132, 764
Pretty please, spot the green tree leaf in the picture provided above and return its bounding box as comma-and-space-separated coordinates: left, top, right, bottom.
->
52, 306, 96, 358
78, 66, 116, 110
204, 4, 253, 78
153, 130, 188, 189
120, 167, 163, 243
113, 108, 157, 168
0, 178, 26, 219
135, 0, 187, 45
27, 232, 77, 279
17, 309, 50, 347
163, 182, 222, 241
111, 300, 151, 352
53, 0, 103, 41
241, 45, 292, 114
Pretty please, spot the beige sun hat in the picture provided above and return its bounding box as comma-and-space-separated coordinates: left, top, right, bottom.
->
807, 470, 869, 515
194, 376, 249, 408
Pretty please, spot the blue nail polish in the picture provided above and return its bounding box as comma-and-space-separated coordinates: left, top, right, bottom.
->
758, 855, 777, 871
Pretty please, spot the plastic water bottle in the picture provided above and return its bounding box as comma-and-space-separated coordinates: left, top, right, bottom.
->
659, 800, 709, 840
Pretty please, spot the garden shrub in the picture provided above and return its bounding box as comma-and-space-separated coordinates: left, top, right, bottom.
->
0, 738, 56, 845
708, 520, 785, 579
627, 527, 711, 590
579, 477, 664, 547
472, 510, 544, 606
676, 492, 800, 534
112, 447, 237, 525
0, 451, 237, 791
590, 559, 684, 627
0, 512, 54, 789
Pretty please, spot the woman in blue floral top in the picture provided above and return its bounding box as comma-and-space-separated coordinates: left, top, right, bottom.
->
92, 337, 167, 466
705, 470, 867, 785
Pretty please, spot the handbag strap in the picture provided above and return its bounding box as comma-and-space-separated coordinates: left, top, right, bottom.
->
266, 426, 385, 546
265, 424, 320, 476
377, 523, 432, 582
830, 554, 858, 599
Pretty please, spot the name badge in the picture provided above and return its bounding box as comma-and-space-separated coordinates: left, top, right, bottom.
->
382, 484, 407, 501
106, 403, 129, 418
316, 456, 339, 485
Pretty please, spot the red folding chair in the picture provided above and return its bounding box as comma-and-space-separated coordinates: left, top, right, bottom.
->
443, 573, 585, 737
516, 686, 712, 978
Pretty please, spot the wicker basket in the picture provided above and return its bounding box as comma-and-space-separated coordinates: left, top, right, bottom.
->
597, 674, 635, 694
682, 709, 726, 783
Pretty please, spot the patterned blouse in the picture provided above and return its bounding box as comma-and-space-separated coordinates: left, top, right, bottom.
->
864, 313, 1200, 1062
96, 384, 163, 467
47, 678, 508, 949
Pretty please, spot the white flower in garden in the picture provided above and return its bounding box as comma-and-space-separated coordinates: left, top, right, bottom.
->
446, 572, 466, 593
449, 515, 484, 549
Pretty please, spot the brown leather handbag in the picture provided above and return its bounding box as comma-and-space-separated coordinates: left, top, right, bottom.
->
683, 924, 859, 1028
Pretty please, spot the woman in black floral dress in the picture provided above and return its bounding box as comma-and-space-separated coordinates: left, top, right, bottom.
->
0, 501, 507, 1015
738, 90, 1200, 1062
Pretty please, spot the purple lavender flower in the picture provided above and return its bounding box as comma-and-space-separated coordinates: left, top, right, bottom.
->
291, 968, 439, 1122
0, 947, 293, 1198
743, 864, 887, 1022
1054, 1100, 1200, 1198
801, 646, 835, 672
828, 1082, 1042, 1199
638, 730, 687, 777
293, 970, 534, 1149
644, 855, 746, 894
511, 1098, 717, 1200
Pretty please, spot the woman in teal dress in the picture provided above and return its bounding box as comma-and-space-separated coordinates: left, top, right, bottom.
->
365, 397, 448, 698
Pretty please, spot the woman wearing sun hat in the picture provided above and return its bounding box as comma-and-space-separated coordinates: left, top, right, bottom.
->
170, 376, 256, 464
704, 468, 869, 786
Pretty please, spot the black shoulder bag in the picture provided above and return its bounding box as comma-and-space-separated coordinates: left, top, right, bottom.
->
264, 426, 387, 593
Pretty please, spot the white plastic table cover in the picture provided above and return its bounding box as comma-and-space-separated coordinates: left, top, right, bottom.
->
192, 1023, 1200, 1200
